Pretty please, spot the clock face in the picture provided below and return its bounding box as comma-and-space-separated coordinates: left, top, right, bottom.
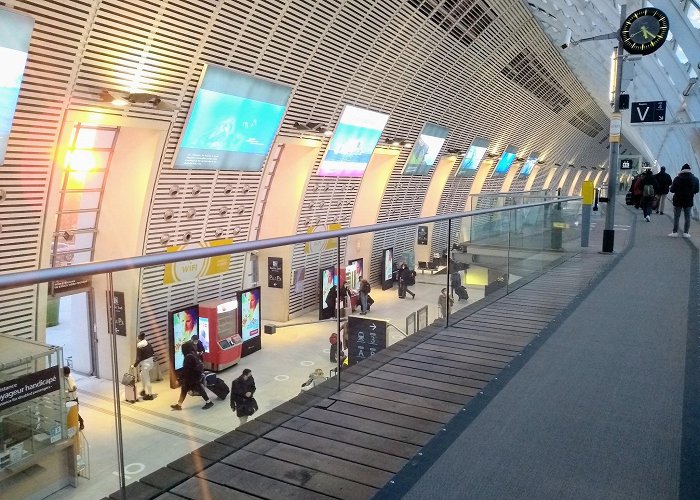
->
620, 8, 669, 55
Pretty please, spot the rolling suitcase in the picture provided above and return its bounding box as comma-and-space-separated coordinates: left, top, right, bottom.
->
455, 285, 469, 301
123, 367, 138, 403
203, 372, 229, 400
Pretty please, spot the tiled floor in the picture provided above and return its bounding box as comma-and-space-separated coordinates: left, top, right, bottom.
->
45, 271, 483, 499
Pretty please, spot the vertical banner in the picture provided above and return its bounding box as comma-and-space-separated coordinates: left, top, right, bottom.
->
268, 257, 283, 288
106, 291, 127, 336
417, 225, 428, 245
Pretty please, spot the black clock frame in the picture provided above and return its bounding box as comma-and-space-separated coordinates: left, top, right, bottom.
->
620, 8, 669, 56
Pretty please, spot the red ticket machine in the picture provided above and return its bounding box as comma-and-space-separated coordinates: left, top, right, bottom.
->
198, 298, 243, 372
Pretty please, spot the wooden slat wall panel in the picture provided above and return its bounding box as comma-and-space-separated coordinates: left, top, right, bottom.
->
0, 0, 612, 334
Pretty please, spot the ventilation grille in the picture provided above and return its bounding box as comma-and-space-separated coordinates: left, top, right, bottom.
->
568, 109, 604, 138
501, 49, 572, 113
406, 0, 497, 47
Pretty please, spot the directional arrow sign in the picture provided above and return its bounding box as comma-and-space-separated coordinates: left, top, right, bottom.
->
370, 323, 376, 331
631, 101, 666, 123
347, 316, 387, 367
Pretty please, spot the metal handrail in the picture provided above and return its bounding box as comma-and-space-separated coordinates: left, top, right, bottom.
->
0, 197, 581, 290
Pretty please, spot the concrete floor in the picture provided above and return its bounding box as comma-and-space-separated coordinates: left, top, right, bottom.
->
45, 272, 483, 500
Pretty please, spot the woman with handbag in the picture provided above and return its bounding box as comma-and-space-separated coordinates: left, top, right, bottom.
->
230, 368, 257, 426
170, 342, 213, 410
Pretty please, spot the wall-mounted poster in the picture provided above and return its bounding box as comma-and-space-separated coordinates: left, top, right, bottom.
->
268, 257, 283, 288
455, 138, 489, 177
292, 267, 305, 293
403, 123, 449, 175
318, 105, 389, 177
106, 291, 127, 336
0, 7, 34, 166
174, 64, 292, 171
417, 225, 428, 245
520, 153, 538, 176
493, 146, 518, 175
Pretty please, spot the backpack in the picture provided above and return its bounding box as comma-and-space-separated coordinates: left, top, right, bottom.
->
361, 281, 371, 294
642, 184, 655, 198
632, 178, 643, 196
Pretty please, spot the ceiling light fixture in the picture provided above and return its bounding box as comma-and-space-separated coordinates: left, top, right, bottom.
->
100, 90, 177, 110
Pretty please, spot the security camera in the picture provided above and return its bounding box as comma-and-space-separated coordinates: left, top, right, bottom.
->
561, 28, 572, 49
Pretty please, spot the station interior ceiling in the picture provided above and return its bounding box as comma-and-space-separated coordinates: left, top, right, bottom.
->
527, 0, 700, 173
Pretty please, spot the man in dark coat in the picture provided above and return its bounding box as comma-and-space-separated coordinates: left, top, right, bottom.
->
397, 263, 415, 299
654, 166, 673, 214
230, 369, 257, 426
171, 342, 213, 410
669, 164, 700, 237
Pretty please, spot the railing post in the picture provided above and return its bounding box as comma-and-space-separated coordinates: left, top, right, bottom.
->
446, 218, 452, 327
336, 236, 342, 390
107, 272, 126, 499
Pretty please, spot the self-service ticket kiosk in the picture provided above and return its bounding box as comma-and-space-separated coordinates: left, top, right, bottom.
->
198, 298, 243, 372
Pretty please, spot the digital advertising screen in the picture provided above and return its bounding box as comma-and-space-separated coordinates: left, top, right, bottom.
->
348, 258, 364, 288
319, 266, 338, 319
174, 64, 292, 171
403, 123, 449, 175
494, 147, 518, 175
240, 288, 261, 342
198, 317, 210, 353
170, 306, 199, 371
382, 248, 394, 287
455, 138, 489, 177
520, 153, 538, 176
318, 105, 389, 177
0, 8, 34, 166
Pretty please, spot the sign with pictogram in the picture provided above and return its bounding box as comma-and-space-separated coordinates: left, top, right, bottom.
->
631, 101, 666, 123
347, 316, 387, 366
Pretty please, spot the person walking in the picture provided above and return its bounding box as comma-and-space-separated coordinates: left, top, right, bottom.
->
669, 164, 700, 238
639, 168, 659, 222
630, 173, 643, 209
230, 369, 257, 426
397, 263, 415, 299
63, 367, 84, 430
133, 333, 155, 400
171, 342, 213, 410
359, 279, 371, 315
438, 288, 453, 320
655, 166, 673, 214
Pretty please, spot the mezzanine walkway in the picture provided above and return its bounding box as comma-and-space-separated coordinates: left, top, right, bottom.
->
108, 202, 700, 500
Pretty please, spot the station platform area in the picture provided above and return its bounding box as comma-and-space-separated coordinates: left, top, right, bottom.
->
54, 201, 700, 500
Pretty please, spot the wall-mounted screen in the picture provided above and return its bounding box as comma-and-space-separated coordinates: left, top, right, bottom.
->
520, 153, 538, 176
174, 64, 292, 171
0, 8, 34, 166
494, 146, 518, 175
382, 248, 394, 290
319, 266, 338, 320
455, 138, 489, 177
348, 258, 364, 289
240, 288, 261, 342
403, 123, 449, 175
318, 105, 389, 177
170, 306, 199, 371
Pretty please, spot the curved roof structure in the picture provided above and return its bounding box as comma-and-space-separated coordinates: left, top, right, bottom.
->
526, 0, 700, 175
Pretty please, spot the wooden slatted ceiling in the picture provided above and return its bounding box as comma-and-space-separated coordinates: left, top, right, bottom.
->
0, 0, 611, 335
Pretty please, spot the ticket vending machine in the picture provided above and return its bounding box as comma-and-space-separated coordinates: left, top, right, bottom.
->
198, 298, 243, 372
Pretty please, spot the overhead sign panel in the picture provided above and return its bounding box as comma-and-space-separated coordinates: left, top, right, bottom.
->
455, 138, 489, 177
403, 122, 449, 175
631, 101, 666, 123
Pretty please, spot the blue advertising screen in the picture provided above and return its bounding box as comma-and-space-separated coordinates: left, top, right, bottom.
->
494, 147, 518, 175
0, 8, 34, 166
520, 153, 538, 176
171, 307, 199, 371
455, 138, 489, 177
241, 288, 261, 342
318, 105, 389, 177
403, 123, 449, 175
175, 64, 292, 171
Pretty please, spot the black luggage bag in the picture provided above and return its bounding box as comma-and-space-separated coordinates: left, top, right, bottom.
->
455, 285, 469, 300
203, 372, 230, 400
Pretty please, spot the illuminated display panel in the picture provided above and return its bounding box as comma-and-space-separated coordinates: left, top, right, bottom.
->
383, 248, 393, 284
520, 153, 538, 176
170, 306, 198, 371
175, 64, 292, 171
494, 147, 518, 175
318, 105, 389, 177
403, 123, 449, 175
455, 138, 489, 177
240, 288, 260, 342
0, 7, 34, 165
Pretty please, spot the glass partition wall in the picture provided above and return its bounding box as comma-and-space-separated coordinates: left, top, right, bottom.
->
0, 197, 583, 499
